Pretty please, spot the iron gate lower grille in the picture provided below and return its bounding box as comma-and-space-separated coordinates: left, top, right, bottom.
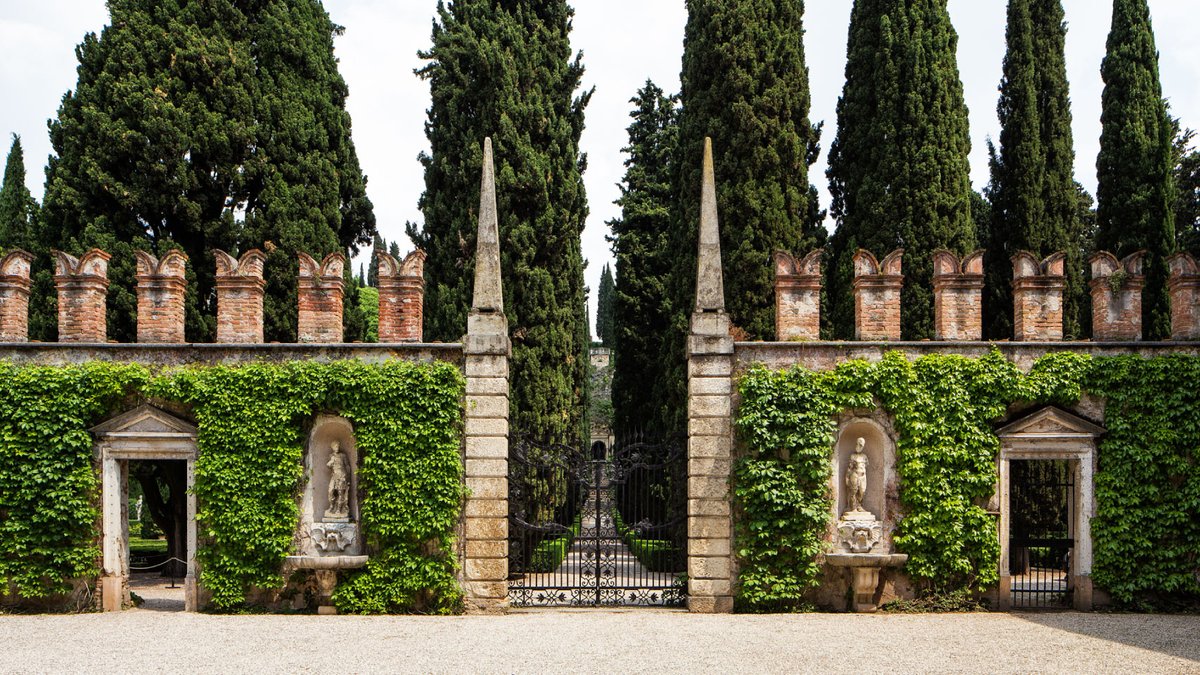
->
1010, 459, 1075, 609
507, 436, 687, 607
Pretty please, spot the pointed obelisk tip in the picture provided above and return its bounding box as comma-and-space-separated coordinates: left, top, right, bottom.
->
472, 136, 503, 312
694, 136, 725, 313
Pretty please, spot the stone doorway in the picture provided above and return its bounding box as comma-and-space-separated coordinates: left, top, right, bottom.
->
996, 407, 1104, 611
92, 405, 199, 612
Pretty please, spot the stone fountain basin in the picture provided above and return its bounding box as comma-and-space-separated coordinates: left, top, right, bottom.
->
284, 555, 368, 570
825, 553, 908, 568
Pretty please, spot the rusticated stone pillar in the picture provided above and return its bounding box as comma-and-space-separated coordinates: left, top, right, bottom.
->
852, 249, 904, 341
297, 252, 346, 343
54, 249, 111, 343
462, 138, 511, 613
1012, 251, 1066, 342
773, 250, 822, 341
932, 250, 984, 341
687, 138, 734, 614
214, 249, 266, 344
0, 250, 34, 342
1168, 252, 1200, 341
1089, 251, 1145, 342
135, 250, 188, 343
378, 250, 427, 343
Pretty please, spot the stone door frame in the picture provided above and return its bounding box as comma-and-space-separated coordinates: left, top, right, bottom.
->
92, 405, 199, 612
996, 407, 1104, 611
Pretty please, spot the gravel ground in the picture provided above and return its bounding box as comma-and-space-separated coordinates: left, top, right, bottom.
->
2, 608, 1198, 674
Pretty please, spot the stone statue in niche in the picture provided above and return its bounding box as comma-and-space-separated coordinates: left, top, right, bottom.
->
324, 441, 351, 522
845, 437, 870, 515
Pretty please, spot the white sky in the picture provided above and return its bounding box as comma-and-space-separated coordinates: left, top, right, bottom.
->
2, 1, 1199, 337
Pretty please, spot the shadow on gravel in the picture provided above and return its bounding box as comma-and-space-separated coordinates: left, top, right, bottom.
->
1013, 612, 1200, 664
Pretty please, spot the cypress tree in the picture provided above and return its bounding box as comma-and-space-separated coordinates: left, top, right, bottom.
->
608, 82, 679, 436
42, 0, 374, 343
826, 0, 976, 339
985, 0, 1085, 339
1175, 127, 1200, 255
412, 0, 591, 441
367, 233, 384, 287
0, 135, 39, 252
673, 0, 826, 342
242, 0, 376, 342
1096, 0, 1175, 339
388, 240, 400, 259
596, 263, 615, 347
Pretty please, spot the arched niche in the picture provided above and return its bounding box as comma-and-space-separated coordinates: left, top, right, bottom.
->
833, 418, 894, 523
307, 415, 360, 524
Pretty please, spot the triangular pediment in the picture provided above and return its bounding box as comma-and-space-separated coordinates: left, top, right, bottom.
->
91, 404, 197, 437
997, 407, 1105, 439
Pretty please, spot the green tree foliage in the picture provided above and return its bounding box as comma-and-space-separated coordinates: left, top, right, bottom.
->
367, 233, 385, 287
673, 0, 826, 342
0, 135, 39, 252
1096, 0, 1176, 339
608, 82, 679, 435
596, 262, 614, 347
1172, 125, 1200, 255
827, 0, 976, 339
984, 0, 1086, 340
358, 285, 379, 342
40, 0, 374, 343
412, 0, 590, 441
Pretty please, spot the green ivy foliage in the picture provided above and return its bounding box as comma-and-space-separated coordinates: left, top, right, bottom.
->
149, 360, 465, 612
330, 361, 465, 614
0, 362, 149, 599
1087, 355, 1200, 606
734, 350, 1095, 608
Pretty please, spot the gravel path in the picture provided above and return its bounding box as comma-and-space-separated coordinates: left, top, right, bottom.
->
2, 609, 1197, 673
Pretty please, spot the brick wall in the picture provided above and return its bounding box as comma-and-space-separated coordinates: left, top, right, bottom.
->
378, 250, 427, 343
54, 249, 111, 343
1169, 252, 1200, 341
0, 250, 34, 342
852, 249, 903, 341
1089, 251, 1144, 342
214, 250, 266, 344
297, 253, 346, 344
135, 250, 188, 344
774, 250, 822, 341
1012, 251, 1066, 342
932, 250, 984, 341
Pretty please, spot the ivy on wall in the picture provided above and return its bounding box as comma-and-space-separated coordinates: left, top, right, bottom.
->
1088, 355, 1200, 607
734, 350, 1094, 610
0, 362, 149, 600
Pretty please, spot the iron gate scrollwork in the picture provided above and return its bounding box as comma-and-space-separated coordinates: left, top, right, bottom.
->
507, 435, 687, 607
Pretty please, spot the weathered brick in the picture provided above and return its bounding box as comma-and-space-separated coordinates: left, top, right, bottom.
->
135, 250, 188, 344
297, 252, 346, 343
774, 250, 823, 341
1012, 251, 1066, 342
214, 249, 266, 344
1090, 251, 1145, 342
378, 250, 426, 343
0, 250, 34, 342
852, 249, 904, 341
932, 250, 984, 341
1168, 252, 1200, 341
54, 249, 110, 343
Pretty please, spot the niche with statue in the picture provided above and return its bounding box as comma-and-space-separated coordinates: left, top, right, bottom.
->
286, 415, 367, 614
825, 417, 907, 612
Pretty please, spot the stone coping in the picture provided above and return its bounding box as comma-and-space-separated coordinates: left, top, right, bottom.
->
734, 341, 1200, 372
0, 342, 464, 366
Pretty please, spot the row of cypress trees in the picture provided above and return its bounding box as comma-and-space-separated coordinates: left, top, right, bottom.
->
607, 0, 1193, 435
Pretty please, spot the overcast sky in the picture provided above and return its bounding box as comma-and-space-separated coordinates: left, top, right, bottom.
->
2, 1, 1199, 337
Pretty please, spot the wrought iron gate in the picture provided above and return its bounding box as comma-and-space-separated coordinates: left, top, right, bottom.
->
1010, 459, 1075, 609
507, 436, 687, 607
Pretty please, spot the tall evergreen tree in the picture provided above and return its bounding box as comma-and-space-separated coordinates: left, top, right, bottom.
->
41, 0, 374, 343
0, 135, 39, 252
411, 0, 591, 441
826, 0, 976, 339
672, 0, 825, 342
1172, 125, 1200, 256
595, 263, 614, 347
608, 82, 679, 436
241, 0, 376, 342
367, 232, 385, 287
1096, 0, 1175, 339
985, 0, 1085, 339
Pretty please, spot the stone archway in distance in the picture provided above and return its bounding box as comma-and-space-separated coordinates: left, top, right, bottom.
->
996, 407, 1104, 611
92, 405, 199, 612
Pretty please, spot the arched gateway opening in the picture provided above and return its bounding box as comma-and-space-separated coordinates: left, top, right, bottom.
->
92, 405, 198, 612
